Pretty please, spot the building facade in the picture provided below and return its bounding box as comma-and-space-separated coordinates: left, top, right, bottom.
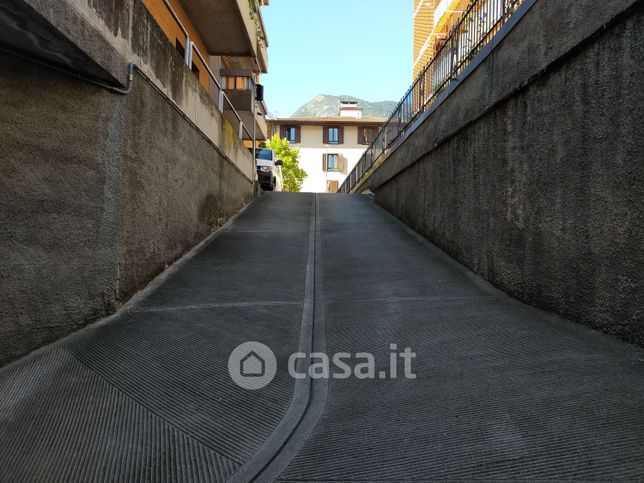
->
270, 102, 385, 193
141, 0, 271, 143
413, 0, 469, 79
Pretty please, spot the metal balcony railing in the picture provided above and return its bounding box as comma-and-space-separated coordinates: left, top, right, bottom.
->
339, 0, 525, 193
160, 0, 253, 141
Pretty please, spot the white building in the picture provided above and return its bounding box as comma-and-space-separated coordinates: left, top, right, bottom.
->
269, 101, 386, 192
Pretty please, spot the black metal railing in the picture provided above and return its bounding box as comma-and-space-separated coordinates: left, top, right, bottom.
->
340, 0, 524, 193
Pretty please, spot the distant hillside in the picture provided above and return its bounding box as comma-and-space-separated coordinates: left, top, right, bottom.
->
292, 95, 396, 119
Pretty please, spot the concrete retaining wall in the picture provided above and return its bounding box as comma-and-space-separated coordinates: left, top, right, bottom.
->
363, 0, 643, 345
0, 53, 252, 366
6, 0, 255, 179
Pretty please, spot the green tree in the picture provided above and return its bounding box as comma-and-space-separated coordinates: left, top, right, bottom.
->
267, 134, 307, 192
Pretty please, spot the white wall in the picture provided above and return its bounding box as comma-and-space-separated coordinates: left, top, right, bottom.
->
275, 124, 372, 192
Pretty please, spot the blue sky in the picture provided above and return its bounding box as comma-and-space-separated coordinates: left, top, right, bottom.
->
261, 0, 413, 117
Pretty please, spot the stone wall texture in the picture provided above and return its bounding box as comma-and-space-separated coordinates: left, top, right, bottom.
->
0, 53, 252, 365
362, 0, 644, 346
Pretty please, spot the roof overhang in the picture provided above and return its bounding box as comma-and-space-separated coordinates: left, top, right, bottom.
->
269, 118, 387, 127
179, 0, 267, 72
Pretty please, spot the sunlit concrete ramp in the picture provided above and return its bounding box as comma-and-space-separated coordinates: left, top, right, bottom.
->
0, 194, 313, 481
1, 193, 643, 481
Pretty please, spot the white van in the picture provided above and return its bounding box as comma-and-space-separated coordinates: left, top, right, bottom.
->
255, 148, 283, 192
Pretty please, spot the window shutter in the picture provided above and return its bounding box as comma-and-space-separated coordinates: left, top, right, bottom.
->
295, 126, 301, 143
322, 153, 327, 172
338, 155, 346, 173
358, 127, 365, 144
338, 126, 344, 144
322, 127, 329, 144
280, 125, 286, 139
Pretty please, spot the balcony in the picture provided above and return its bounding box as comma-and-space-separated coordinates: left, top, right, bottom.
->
221, 74, 268, 140
222, 100, 268, 141
179, 0, 268, 73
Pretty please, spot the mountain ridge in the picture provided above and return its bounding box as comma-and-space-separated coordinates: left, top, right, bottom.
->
291, 94, 396, 119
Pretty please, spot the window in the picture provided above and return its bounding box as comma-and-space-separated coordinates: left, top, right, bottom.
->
327, 154, 338, 170
281, 125, 300, 143
323, 126, 344, 144
323, 154, 344, 172
327, 180, 339, 193
322, 153, 341, 172
358, 126, 379, 145
223, 76, 249, 90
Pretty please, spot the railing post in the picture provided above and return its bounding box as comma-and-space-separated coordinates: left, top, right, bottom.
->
218, 90, 224, 112
238, 120, 244, 139
184, 37, 193, 67
450, 26, 459, 80
419, 71, 425, 112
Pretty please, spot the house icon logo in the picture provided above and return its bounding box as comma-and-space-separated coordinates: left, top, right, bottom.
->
240, 351, 265, 377
228, 341, 277, 390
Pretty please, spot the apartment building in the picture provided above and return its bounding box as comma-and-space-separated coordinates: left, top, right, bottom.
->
270, 102, 386, 193
142, 0, 271, 143
413, 0, 469, 79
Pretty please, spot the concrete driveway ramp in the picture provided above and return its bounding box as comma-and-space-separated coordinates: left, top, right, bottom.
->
1, 193, 643, 482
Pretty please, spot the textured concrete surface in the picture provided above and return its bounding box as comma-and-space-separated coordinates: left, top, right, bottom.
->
360, 0, 644, 345
0, 194, 310, 481
1, 194, 643, 482
0, 51, 253, 366
281, 195, 644, 481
